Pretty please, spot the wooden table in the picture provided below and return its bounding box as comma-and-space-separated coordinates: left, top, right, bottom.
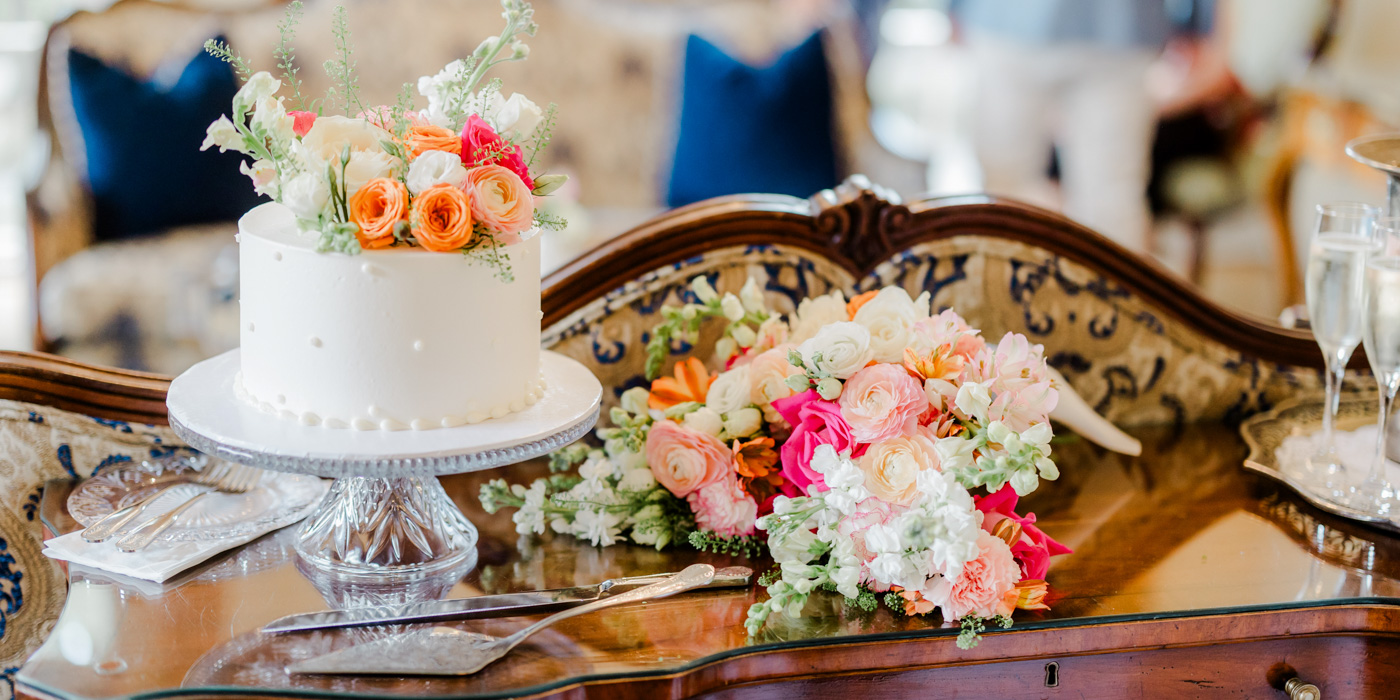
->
15, 420, 1400, 699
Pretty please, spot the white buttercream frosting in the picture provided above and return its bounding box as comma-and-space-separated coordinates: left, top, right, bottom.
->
236, 203, 543, 430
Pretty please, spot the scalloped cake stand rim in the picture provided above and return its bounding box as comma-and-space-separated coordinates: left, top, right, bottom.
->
166, 349, 601, 478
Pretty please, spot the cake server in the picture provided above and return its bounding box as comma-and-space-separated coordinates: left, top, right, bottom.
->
263, 565, 751, 634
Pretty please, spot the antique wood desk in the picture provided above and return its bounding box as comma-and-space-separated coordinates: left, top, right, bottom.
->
10, 181, 1399, 698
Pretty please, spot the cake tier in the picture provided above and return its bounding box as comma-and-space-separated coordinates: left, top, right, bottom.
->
236, 203, 543, 430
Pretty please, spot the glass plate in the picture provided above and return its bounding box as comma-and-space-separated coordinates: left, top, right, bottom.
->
67, 459, 326, 543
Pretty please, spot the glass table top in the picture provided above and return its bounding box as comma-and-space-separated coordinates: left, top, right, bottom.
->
18, 421, 1400, 699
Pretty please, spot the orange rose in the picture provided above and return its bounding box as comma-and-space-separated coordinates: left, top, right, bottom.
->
349, 178, 408, 249
411, 183, 474, 252
465, 164, 535, 236
406, 124, 462, 159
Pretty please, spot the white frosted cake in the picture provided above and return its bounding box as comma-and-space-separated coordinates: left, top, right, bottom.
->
236, 203, 544, 430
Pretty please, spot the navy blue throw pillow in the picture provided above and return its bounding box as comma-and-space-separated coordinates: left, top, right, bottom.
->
67, 42, 263, 241
667, 32, 839, 208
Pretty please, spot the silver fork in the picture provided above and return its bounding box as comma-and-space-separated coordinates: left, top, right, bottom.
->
82, 462, 238, 543
113, 464, 263, 552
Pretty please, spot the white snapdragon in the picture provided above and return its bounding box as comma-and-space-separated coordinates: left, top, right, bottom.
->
250, 95, 295, 144
797, 322, 874, 380
788, 291, 848, 344
739, 278, 767, 314
418, 59, 467, 127
487, 92, 544, 139
690, 276, 719, 304
852, 287, 930, 364
706, 366, 751, 414
406, 150, 469, 194
233, 71, 280, 113
280, 172, 330, 220
720, 293, 746, 322
239, 159, 278, 198
201, 115, 245, 154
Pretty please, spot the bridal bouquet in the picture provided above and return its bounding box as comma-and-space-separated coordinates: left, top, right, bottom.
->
481, 276, 1069, 644
200, 0, 564, 279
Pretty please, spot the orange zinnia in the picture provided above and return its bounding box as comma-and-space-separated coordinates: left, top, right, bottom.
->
406, 124, 462, 159
648, 357, 713, 410
732, 437, 779, 480
349, 177, 408, 249
846, 290, 878, 319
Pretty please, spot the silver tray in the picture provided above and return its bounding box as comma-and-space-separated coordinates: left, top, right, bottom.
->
1241, 393, 1400, 534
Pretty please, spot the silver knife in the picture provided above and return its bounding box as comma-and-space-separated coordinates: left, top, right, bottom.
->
263, 565, 751, 634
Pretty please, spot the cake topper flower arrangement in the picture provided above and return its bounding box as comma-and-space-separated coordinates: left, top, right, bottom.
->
482, 276, 1070, 647
201, 0, 565, 280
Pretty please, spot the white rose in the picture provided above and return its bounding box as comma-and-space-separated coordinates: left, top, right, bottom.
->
788, 291, 848, 344
618, 467, 658, 492
706, 366, 752, 414
853, 287, 931, 364
300, 116, 388, 163
342, 149, 397, 196
281, 172, 329, 220
233, 71, 280, 112
406, 150, 468, 194
797, 321, 873, 379
490, 92, 544, 139
250, 95, 294, 143
682, 407, 723, 436
201, 115, 245, 153
722, 407, 763, 439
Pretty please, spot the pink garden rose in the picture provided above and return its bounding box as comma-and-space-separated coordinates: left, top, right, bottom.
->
975, 486, 1071, 581
687, 476, 758, 537
838, 364, 928, 444
645, 420, 730, 497
926, 530, 1021, 620
464, 164, 535, 237
773, 390, 866, 494
288, 110, 317, 137
460, 115, 534, 189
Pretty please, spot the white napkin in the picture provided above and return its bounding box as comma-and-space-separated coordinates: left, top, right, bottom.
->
44, 479, 327, 583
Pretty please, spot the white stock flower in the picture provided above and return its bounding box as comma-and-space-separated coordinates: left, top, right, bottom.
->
418, 60, 467, 127
618, 467, 658, 492
574, 509, 624, 547
682, 407, 723, 436
406, 150, 469, 194
730, 324, 757, 349
788, 291, 848, 344
722, 407, 763, 439
488, 92, 544, 139
201, 115, 244, 153
513, 481, 548, 535
233, 71, 280, 112
954, 381, 993, 423
853, 287, 930, 364
721, 293, 746, 322
707, 366, 751, 414
797, 322, 873, 380
578, 456, 614, 483
280, 172, 330, 220
691, 276, 719, 304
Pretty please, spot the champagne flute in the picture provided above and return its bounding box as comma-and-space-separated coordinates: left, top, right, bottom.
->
1354, 217, 1400, 516
1305, 202, 1379, 497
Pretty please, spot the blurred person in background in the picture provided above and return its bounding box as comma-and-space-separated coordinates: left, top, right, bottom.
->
951, 0, 1217, 252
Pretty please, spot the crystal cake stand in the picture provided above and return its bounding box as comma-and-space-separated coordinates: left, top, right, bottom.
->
167, 349, 601, 581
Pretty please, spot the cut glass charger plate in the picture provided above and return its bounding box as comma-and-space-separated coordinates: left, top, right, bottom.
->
67, 459, 325, 543
1241, 393, 1400, 534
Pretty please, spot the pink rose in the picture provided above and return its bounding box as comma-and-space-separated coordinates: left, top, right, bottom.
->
773, 390, 866, 494
687, 476, 758, 537
975, 486, 1071, 581
288, 110, 317, 137
460, 115, 534, 189
465, 164, 535, 237
839, 364, 928, 444
645, 421, 730, 497
926, 531, 1020, 620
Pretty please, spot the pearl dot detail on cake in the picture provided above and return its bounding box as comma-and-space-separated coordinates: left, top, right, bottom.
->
248, 322, 255, 332
309, 336, 322, 348
413, 340, 424, 352
273, 251, 282, 261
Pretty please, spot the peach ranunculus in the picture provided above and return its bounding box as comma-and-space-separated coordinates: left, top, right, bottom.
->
406, 124, 462, 159
856, 434, 941, 506
926, 531, 1021, 620
348, 177, 408, 249
410, 183, 474, 252
645, 420, 730, 497
649, 357, 713, 411
747, 345, 801, 421
839, 364, 928, 444
465, 164, 535, 237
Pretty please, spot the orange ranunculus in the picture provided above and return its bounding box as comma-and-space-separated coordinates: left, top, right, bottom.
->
846, 290, 878, 319
732, 437, 779, 480
410, 183, 474, 252
349, 177, 408, 249
648, 357, 713, 410
406, 124, 462, 159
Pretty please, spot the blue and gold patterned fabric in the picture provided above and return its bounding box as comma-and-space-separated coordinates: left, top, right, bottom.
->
0, 401, 196, 698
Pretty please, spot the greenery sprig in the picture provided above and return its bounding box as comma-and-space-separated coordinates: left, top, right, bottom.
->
275, 1, 308, 110
322, 5, 363, 115
957, 614, 1013, 650
687, 531, 765, 558
204, 39, 251, 79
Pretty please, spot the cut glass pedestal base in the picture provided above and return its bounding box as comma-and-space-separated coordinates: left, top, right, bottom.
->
294, 477, 479, 580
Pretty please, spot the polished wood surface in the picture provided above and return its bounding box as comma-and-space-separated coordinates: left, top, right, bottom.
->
543, 179, 1338, 370
17, 421, 1400, 699
0, 350, 171, 425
